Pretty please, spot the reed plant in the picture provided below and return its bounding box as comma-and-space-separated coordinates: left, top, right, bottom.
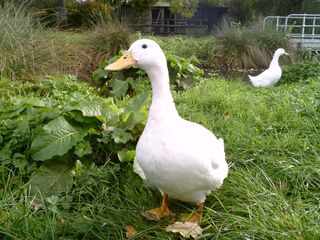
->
90, 17, 132, 58
0, 2, 69, 80
0, 2, 37, 79
214, 19, 293, 70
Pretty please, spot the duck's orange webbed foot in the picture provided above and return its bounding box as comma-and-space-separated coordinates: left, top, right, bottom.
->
142, 193, 175, 221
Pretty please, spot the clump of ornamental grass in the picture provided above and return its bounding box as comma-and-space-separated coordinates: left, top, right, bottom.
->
90, 13, 132, 58
0, 2, 37, 79
0, 2, 67, 80
214, 19, 293, 70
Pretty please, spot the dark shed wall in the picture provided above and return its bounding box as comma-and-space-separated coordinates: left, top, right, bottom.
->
192, 6, 228, 31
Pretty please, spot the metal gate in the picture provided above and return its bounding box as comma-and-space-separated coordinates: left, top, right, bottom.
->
263, 14, 320, 49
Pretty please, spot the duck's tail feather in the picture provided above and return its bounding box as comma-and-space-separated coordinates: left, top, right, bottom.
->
248, 75, 257, 86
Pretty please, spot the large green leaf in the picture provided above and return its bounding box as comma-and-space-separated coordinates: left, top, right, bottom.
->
120, 92, 150, 130
120, 111, 147, 130
30, 116, 87, 161
27, 160, 74, 202
110, 79, 129, 98
14, 97, 48, 107
69, 100, 114, 118
124, 91, 151, 113
0, 101, 25, 120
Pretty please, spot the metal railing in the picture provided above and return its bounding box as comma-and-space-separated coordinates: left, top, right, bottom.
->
263, 14, 320, 49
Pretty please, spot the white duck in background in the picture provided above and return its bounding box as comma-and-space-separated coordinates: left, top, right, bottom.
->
248, 48, 289, 87
106, 39, 228, 222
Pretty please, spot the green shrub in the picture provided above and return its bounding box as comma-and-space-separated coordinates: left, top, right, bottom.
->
298, 47, 320, 61
248, 21, 291, 52
281, 58, 320, 84
92, 50, 204, 98
150, 35, 217, 69
67, 1, 114, 28
215, 22, 256, 69
0, 75, 150, 201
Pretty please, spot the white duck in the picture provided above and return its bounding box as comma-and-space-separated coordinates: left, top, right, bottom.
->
248, 48, 289, 87
105, 39, 228, 222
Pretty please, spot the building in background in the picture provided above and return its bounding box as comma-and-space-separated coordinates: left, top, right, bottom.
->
120, 2, 229, 35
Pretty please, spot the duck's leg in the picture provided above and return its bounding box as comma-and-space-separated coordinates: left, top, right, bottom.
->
181, 202, 204, 223
142, 192, 174, 220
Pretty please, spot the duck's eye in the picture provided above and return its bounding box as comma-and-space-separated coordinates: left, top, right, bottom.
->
142, 44, 147, 49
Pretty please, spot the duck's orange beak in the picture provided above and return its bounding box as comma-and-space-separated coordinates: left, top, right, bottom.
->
105, 51, 137, 71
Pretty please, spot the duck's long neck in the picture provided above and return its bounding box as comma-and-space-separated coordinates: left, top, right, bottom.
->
145, 64, 179, 118
269, 54, 280, 68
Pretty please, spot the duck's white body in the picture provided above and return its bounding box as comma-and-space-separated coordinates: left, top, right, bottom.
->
249, 48, 289, 87
107, 39, 228, 206
137, 108, 227, 203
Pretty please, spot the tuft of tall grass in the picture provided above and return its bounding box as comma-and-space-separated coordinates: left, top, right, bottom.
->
90, 18, 132, 58
214, 19, 293, 70
0, 2, 71, 80
0, 2, 36, 79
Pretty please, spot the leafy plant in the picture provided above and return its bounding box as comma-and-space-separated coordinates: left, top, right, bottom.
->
166, 52, 204, 89
170, 0, 199, 18
298, 47, 320, 61
0, 76, 150, 201
92, 50, 204, 97
92, 52, 149, 99
281, 58, 320, 84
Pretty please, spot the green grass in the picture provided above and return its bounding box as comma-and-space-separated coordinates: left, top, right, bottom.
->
1, 76, 319, 239
175, 78, 319, 239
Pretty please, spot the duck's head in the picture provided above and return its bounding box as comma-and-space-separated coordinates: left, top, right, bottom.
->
105, 39, 166, 72
275, 48, 289, 56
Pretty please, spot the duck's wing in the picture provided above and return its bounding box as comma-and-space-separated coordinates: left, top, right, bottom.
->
249, 69, 274, 87
135, 117, 228, 203
250, 63, 284, 87
167, 119, 228, 180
